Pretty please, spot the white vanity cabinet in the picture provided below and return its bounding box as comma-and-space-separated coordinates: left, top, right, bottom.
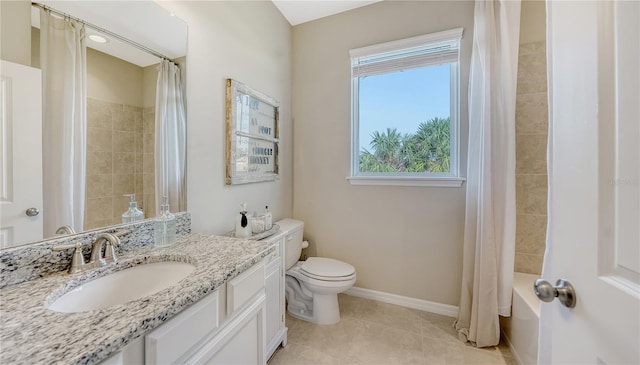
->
261, 231, 288, 360
100, 260, 267, 365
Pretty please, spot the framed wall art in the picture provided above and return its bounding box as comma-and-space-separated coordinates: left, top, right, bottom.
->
225, 79, 280, 185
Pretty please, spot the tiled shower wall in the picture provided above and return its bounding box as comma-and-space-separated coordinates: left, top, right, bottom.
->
514, 41, 548, 275
85, 98, 155, 229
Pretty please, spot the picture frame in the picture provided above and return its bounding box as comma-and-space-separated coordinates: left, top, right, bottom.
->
225, 79, 280, 185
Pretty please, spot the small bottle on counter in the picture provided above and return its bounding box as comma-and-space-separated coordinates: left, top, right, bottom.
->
264, 206, 272, 230
155, 196, 176, 248
122, 194, 144, 223
235, 203, 252, 238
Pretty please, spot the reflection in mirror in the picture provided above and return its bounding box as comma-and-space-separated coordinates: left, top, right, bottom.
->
0, 1, 187, 249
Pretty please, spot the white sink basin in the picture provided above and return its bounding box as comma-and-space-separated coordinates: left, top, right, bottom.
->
47, 261, 196, 313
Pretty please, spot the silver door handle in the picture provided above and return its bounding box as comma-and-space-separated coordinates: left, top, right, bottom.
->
25, 208, 40, 217
534, 278, 576, 308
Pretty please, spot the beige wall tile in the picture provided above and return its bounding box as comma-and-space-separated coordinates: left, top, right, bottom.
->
114, 106, 137, 132
515, 253, 544, 275
113, 131, 136, 153
113, 173, 135, 196
112, 194, 131, 221
143, 193, 156, 217
86, 197, 113, 222
84, 218, 113, 231
134, 132, 144, 154
516, 134, 547, 174
143, 153, 155, 174
135, 174, 144, 194
516, 92, 548, 135
86, 174, 112, 199
86, 151, 113, 175
113, 152, 135, 174
143, 133, 154, 154
87, 128, 113, 153
87, 98, 113, 130
516, 174, 548, 215
143, 173, 155, 193
517, 50, 547, 94
134, 111, 144, 133
516, 214, 547, 255
519, 41, 545, 57
134, 153, 143, 174
143, 112, 155, 134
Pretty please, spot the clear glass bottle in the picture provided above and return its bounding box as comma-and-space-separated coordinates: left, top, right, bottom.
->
264, 206, 273, 230
155, 196, 176, 248
122, 194, 144, 223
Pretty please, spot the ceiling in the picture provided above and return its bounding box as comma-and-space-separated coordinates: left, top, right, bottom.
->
31, 1, 187, 67
272, 0, 382, 26
29, 0, 378, 67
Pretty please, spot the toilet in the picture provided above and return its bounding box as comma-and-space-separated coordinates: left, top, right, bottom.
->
276, 219, 356, 325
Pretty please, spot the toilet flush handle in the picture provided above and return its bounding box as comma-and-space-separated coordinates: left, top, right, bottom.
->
301, 240, 309, 249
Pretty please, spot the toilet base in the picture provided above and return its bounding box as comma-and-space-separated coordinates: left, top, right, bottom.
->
287, 292, 341, 325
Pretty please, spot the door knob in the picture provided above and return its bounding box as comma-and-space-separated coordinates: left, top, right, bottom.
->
25, 208, 40, 217
534, 278, 576, 308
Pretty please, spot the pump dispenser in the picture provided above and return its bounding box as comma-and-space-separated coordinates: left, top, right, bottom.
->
122, 194, 144, 223
154, 196, 176, 248
235, 203, 252, 238
264, 206, 272, 230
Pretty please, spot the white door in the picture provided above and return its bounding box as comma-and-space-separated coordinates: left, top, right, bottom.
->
0, 60, 43, 248
540, 1, 640, 364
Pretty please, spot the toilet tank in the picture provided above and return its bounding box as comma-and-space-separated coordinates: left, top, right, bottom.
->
275, 218, 304, 270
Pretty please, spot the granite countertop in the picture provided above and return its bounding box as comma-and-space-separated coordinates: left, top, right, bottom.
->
0, 233, 274, 365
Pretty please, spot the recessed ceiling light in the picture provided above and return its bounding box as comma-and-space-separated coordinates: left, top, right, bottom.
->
88, 34, 108, 44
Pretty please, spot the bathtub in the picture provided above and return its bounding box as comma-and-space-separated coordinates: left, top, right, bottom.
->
500, 272, 540, 365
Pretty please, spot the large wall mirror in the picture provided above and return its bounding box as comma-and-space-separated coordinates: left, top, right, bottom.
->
0, 1, 187, 248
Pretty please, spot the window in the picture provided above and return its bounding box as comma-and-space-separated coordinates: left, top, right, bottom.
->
348, 28, 465, 187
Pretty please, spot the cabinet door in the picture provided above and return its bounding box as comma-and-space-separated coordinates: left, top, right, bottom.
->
186, 294, 266, 365
265, 263, 281, 345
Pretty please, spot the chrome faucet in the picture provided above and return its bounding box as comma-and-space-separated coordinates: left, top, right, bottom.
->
87, 233, 120, 269
55, 225, 76, 235
53, 233, 121, 274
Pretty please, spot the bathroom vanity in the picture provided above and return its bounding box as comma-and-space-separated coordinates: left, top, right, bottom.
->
0, 218, 279, 365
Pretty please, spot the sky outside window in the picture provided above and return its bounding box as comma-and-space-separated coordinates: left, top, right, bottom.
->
358, 64, 451, 152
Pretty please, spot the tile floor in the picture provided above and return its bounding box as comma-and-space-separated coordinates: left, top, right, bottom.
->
268, 294, 516, 365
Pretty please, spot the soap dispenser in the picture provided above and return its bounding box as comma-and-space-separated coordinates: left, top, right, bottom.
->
264, 206, 272, 230
122, 194, 144, 223
155, 196, 176, 248
235, 203, 252, 238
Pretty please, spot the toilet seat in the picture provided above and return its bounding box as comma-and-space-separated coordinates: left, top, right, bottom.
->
299, 258, 356, 282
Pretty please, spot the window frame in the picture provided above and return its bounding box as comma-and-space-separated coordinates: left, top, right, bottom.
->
348, 28, 465, 188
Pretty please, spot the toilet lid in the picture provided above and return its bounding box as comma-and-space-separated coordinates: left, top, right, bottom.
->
301, 257, 355, 278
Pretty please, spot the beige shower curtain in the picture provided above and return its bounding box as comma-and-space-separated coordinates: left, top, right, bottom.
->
454, 0, 521, 347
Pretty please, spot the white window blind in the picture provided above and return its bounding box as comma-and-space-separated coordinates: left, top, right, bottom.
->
350, 27, 463, 78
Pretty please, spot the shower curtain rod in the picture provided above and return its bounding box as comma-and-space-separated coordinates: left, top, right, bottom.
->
32, 2, 174, 62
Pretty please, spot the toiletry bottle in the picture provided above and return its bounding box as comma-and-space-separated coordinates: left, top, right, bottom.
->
235, 203, 252, 238
122, 194, 144, 223
264, 206, 272, 230
155, 196, 176, 248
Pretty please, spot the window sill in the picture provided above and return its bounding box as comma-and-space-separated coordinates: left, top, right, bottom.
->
346, 176, 466, 187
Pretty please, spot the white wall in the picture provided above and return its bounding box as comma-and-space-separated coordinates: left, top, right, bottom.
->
163, 1, 293, 234
292, 0, 474, 306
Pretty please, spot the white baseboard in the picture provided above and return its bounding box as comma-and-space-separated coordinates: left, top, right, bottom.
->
344, 286, 459, 318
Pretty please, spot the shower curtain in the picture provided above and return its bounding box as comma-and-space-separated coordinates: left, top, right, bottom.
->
40, 10, 87, 236
454, 0, 521, 347
155, 59, 187, 213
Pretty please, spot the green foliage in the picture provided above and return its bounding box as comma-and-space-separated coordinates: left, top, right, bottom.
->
359, 117, 450, 173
